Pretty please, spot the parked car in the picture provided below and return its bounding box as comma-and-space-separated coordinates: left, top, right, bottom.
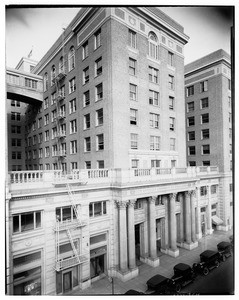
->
124, 289, 144, 295
217, 241, 233, 261
168, 263, 196, 293
146, 274, 170, 294
193, 250, 221, 276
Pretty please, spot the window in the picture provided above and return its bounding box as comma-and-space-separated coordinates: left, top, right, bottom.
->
84, 137, 91, 152
59, 56, 65, 73
51, 65, 56, 85
97, 160, 105, 169
43, 72, 48, 91
187, 101, 194, 112
149, 90, 159, 106
201, 113, 209, 124
12, 151, 21, 160
229, 144, 232, 154
51, 109, 57, 122
129, 58, 136, 76
45, 146, 50, 157
11, 112, 21, 121
201, 98, 209, 109
186, 85, 194, 97
128, 29, 137, 49
97, 134, 104, 150
94, 29, 101, 49
148, 32, 158, 60
84, 91, 90, 107
38, 133, 43, 143
84, 114, 90, 129
11, 100, 20, 107
69, 77, 76, 93
56, 206, 76, 222
12, 165, 22, 171
45, 163, 50, 170
38, 118, 42, 129
11, 125, 21, 134
130, 109, 137, 125
51, 92, 56, 105
131, 133, 138, 149
68, 46, 75, 71
33, 150, 37, 159
201, 129, 209, 139
39, 148, 43, 158
189, 161, 196, 166
202, 144, 210, 155
52, 145, 58, 157
170, 138, 176, 151
59, 85, 65, 98
83, 67, 89, 84
131, 159, 139, 168
44, 130, 49, 141
188, 146, 196, 155
168, 75, 174, 90
32, 121, 36, 131
203, 161, 210, 166
96, 83, 103, 101
229, 128, 232, 139
70, 119, 77, 134
228, 79, 231, 90
171, 160, 176, 168
12, 138, 21, 147
69, 99, 76, 113
89, 201, 106, 218
151, 160, 160, 168
13, 211, 42, 233
70, 140, 77, 154
150, 136, 160, 151
228, 96, 231, 109
96, 108, 103, 126
169, 96, 174, 110
169, 117, 175, 131
129, 84, 137, 101
229, 112, 232, 123
188, 131, 195, 141
85, 161, 91, 169
188, 116, 195, 126
95, 57, 102, 76
168, 51, 174, 66
82, 41, 89, 60
150, 113, 159, 129
44, 97, 49, 109
134, 199, 143, 209
149, 66, 158, 83
200, 80, 208, 92
25, 78, 37, 89
200, 186, 207, 196
229, 183, 233, 192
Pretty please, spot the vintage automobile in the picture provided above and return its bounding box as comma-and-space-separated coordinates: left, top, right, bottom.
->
146, 274, 170, 294
217, 241, 233, 261
124, 289, 145, 295
193, 250, 221, 276
167, 263, 196, 293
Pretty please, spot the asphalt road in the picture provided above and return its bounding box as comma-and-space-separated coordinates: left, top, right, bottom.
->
181, 255, 234, 295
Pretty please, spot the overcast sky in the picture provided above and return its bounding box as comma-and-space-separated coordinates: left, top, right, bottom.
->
5, 5, 234, 68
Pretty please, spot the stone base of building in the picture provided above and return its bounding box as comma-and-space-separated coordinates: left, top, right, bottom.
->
196, 233, 202, 240
183, 241, 198, 250
140, 256, 160, 267
114, 267, 139, 282
79, 278, 91, 290
168, 248, 179, 258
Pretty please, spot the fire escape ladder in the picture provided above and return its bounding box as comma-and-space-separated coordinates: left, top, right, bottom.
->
66, 183, 81, 221
66, 229, 80, 263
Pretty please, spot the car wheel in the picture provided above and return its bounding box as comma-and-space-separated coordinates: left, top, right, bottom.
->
222, 255, 226, 262
203, 267, 209, 276
175, 284, 181, 293
215, 260, 220, 268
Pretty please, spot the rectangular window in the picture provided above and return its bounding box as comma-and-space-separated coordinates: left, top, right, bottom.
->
202, 144, 210, 155
94, 29, 101, 50
188, 131, 195, 141
44, 130, 49, 141
84, 91, 90, 107
201, 97, 209, 109
189, 161, 196, 166
188, 146, 196, 155
70, 140, 77, 154
44, 114, 49, 125
13, 211, 42, 233
131, 133, 138, 149
89, 201, 106, 218
69, 99, 76, 113
128, 29, 137, 48
169, 117, 175, 131
39, 148, 43, 158
12, 138, 21, 147
70, 119, 77, 134
187, 101, 194, 112
25, 78, 37, 89
96, 108, 103, 126
56, 206, 76, 222
97, 134, 104, 151
229, 183, 232, 192
169, 96, 174, 110
200, 80, 208, 92
97, 160, 105, 169
228, 79, 231, 90
200, 186, 207, 196
134, 199, 143, 209
202, 129, 210, 139
186, 85, 194, 97
82, 41, 88, 60
150, 113, 159, 129
168, 75, 174, 90
45, 146, 50, 157
51, 109, 57, 122
168, 51, 174, 66
51, 92, 56, 105
150, 136, 160, 151
83, 67, 89, 84
129, 58, 136, 76
44, 97, 49, 109
130, 109, 138, 125
11, 125, 21, 134
151, 160, 161, 168
69, 77, 76, 93
203, 161, 210, 166
85, 161, 91, 169
38, 133, 43, 143
32, 121, 36, 131
131, 159, 139, 168
84, 137, 91, 152
84, 114, 90, 129
11, 112, 21, 121
96, 83, 103, 101
11, 100, 20, 107
201, 113, 209, 124
95, 57, 102, 76
229, 112, 232, 123
170, 138, 176, 150
188, 116, 195, 126
129, 84, 137, 101
52, 145, 58, 157
38, 118, 42, 129
149, 90, 159, 106
149, 66, 158, 83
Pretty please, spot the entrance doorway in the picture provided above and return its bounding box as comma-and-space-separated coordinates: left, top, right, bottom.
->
135, 224, 141, 264
90, 254, 105, 278
63, 271, 72, 293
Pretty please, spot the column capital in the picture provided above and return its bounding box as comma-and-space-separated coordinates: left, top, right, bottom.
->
149, 196, 157, 204
115, 200, 128, 209
191, 190, 196, 198
128, 199, 136, 208
186, 190, 193, 197
169, 193, 177, 201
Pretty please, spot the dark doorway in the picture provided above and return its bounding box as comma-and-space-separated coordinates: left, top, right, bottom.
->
63, 271, 72, 293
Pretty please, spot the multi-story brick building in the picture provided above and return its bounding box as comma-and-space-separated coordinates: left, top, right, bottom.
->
5, 7, 231, 296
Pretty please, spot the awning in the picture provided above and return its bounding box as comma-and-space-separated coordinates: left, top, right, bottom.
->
211, 215, 223, 225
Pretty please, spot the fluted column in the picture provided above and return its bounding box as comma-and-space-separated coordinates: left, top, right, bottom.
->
195, 187, 202, 239
127, 199, 136, 269
185, 191, 192, 244
117, 200, 128, 272
207, 185, 212, 232
169, 193, 177, 251
148, 196, 157, 258
191, 190, 196, 242
178, 193, 184, 243
161, 195, 169, 251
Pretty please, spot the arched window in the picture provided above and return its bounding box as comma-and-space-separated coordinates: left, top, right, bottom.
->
51, 65, 56, 85
148, 32, 158, 60
43, 72, 48, 91
59, 56, 65, 74
68, 46, 75, 71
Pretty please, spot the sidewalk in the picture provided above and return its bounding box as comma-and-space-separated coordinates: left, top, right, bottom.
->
69, 230, 233, 295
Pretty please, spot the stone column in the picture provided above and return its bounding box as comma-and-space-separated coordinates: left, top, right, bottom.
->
161, 195, 169, 253
195, 187, 202, 239
191, 190, 196, 242
169, 193, 177, 251
148, 196, 157, 258
185, 191, 192, 244
178, 193, 184, 243
207, 185, 212, 233
117, 200, 128, 273
127, 199, 136, 269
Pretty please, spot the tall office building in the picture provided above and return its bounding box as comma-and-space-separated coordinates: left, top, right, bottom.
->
6, 8, 230, 295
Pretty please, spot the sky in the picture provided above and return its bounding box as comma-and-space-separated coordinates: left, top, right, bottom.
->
5, 4, 234, 68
